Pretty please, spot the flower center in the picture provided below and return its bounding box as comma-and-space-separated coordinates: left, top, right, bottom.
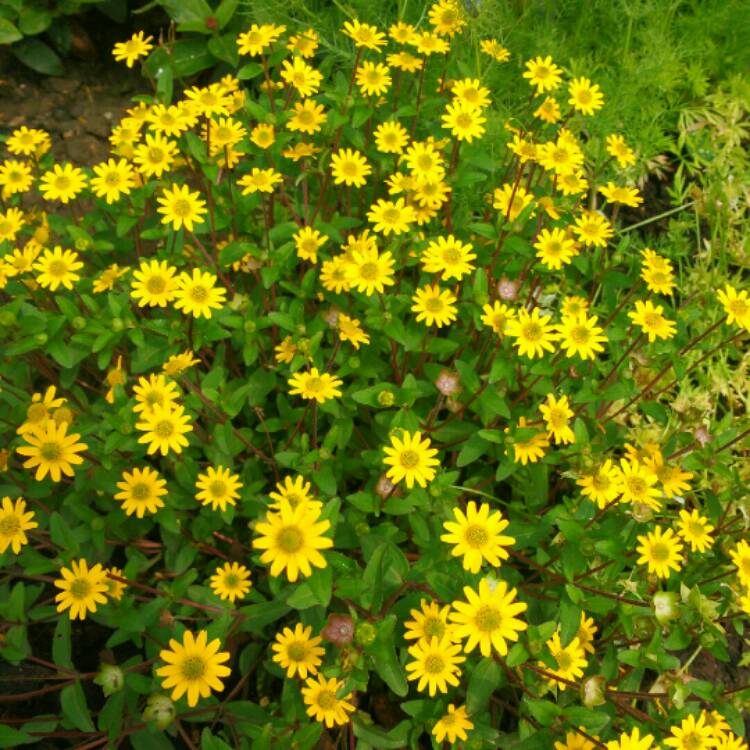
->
423, 617, 445, 639
442, 247, 461, 265
627, 477, 646, 497
287, 642, 308, 661
70, 577, 92, 600
729, 299, 748, 317
521, 322, 542, 342
359, 261, 379, 281
146, 276, 167, 294
210, 480, 227, 498
382, 208, 400, 224
425, 297, 445, 313
417, 155, 434, 172
569, 325, 591, 344
548, 409, 567, 429
399, 449, 420, 468
149, 147, 164, 163
650, 542, 670, 562
456, 113, 474, 129
48, 260, 68, 278
40, 441, 62, 461
26, 403, 49, 423
316, 689, 337, 710
53, 176, 71, 190
190, 285, 209, 302
277, 525, 304, 553
224, 573, 239, 588
172, 199, 192, 218
689, 522, 705, 538
474, 604, 502, 632
0, 514, 21, 536
181, 656, 206, 680
643, 313, 663, 329
131, 482, 151, 500
556, 650, 573, 670
424, 654, 446, 674
155, 420, 174, 438
592, 474, 610, 492
105, 172, 121, 186
464, 524, 489, 548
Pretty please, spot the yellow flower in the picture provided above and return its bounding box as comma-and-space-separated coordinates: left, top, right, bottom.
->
541, 632, 588, 690
442, 100, 487, 142
0, 159, 33, 195
643, 451, 692, 497
493, 183, 535, 222
90, 158, 137, 204
272, 623, 325, 678
115, 466, 167, 518
433, 704, 474, 744
268, 475, 321, 512
440, 501, 515, 573
534, 96, 561, 123
640, 251, 675, 295
522, 55, 562, 92
404, 599, 455, 644
412, 30, 450, 55
428, 0, 466, 36
250, 124, 275, 149
479, 38, 510, 62
534, 227, 578, 270
337, 314, 370, 349
506, 307, 558, 359
411, 284, 458, 328
288, 368, 343, 403
451, 78, 491, 110
636, 526, 684, 579
367, 197, 416, 236
730, 540, 750, 586
287, 99, 327, 134
104, 567, 127, 601
280, 57, 323, 97
404, 141, 445, 181
481, 301, 516, 335
156, 630, 231, 707
148, 103, 194, 137
383, 430, 439, 489
577, 460, 623, 509
342, 19, 386, 51
163, 350, 200, 376
0, 207, 24, 243
17, 420, 87, 482
173, 269, 227, 319
7, 126, 50, 157
210, 562, 252, 603
539, 393, 576, 445
112, 31, 153, 67
287, 28, 319, 58
557, 313, 607, 360
33, 246, 83, 291
54, 559, 108, 620
606, 134, 636, 167
356, 61, 392, 97
93, 263, 129, 293
135, 403, 193, 456
421, 235, 477, 280
237, 23, 285, 56
449, 577, 528, 656
183, 84, 232, 118
195, 466, 243, 512
374, 121, 410, 154
157, 185, 207, 232
405, 635, 465, 696
238, 168, 282, 195
387, 51, 423, 72
39, 163, 87, 203
568, 77, 604, 115
301, 674, 355, 727
253, 499, 333, 582
606, 728, 655, 750
132, 374, 180, 417
0, 497, 37, 554
628, 299, 677, 342
664, 712, 716, 750
389, 21, 417, 44
133, 133, 178, 178
677, 509, 714, 553
717, 284, 750, 331
618, 458, 661, 509
274, 336, 297, 364
345, 247, 395, 295
131, 259, 178, 308
330, 148, 371, 188
572, 210, 613, 247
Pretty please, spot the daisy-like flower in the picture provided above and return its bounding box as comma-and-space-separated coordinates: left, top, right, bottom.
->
383, 430, 439, 489
293, 226, 327, 264
183, 84, 232, 119
429, 0, 466, 36
577, 460, 623, 509
345, 247, 395, 296
541, 633, 588, 690
539, 393, 576, 445
451, 78, 491, 110
421, 235, 476, 280
554, 730, 598, 750
250, 124, 275, 149
112, 31, 153, 67
115, 466, 167, 518
576, 613, 598, 655
252, 499, 333, 582
572, 210, 613, 248
367, 197, 416, 236
404, 141, 445, 181
163, 350, 200, 376
268, 475, 320, 512
641, 251, 676, 295
130, 259, 178, 308
606, 728, 655, 750
238, 168, 283, 195
433, 704, 474, 744
374, 121, 410, 154
480, 38, 510, 62
481, 301, 516, 336
147, 103, 194, 137
568, 77, 604, 115
523, 55, 563, 92
534, 96, 562, 124
600, 182, 643, 208
441, 501, 515, 573
717, 284, 750, 331
39, 163, 87, 203
272, 623, 325, 678
664, 712, 716, 750
0, 207, 23, 243
0, 497, 37, 554
288, 368, 343, 404
493, 184, 535, 222
441, 101, 486, 142
135, 403, 193, 456
730, 540, 750, 586
628, 299, 677, 342
618, 458, 661, 509
404, 599, 455, 644
104, 567, 127, 601
90, 158, 137, 204
636, 526, 684, 579
7, 126, 50, 157
33, 246, 83, 291
17, 420, 87, 482
54, 559, 108, 620
133, 133, 178, 178
132, 374, 180, 416
93, 263, 129, 293
237, 23, 285, 56
558, 313, 608, 360
449, 577, 528, 657
412, 30, 450, 55
337, 314, 370, 349
173, 269, 227, 319
643, 451, 693, 498
287, 99, 327, 134
506, 307, 558, 359
157, 185, 207, 232
411, 284, 458, 328
302, 674, 355, 727
534, 227, 578, 270
330, 148, 371, 188
342, 19, 386, 51
156, 630, 231, 707
195, 466, 243, 512
606, 134, 636, 167
387, 50, 423, 72
287, 28, 319, 58
280, 57, 323, 97
210, 562, 252, 603
405, 636, 465, 696
0, 159, 33, 195
356, 61, 392, 97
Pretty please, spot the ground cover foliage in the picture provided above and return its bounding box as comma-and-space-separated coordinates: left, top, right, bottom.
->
1, 1, 750, 748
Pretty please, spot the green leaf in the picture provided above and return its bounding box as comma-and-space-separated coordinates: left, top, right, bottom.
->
60, 682, 96, 732
0, 19, 22, 45
157, 0, 212, 26
456, 433, 489, 467
351, 718, 410, 749
52, 615, 73, 669
214, 0, 239, 28
208, 34, 239, 66
360, 543, 386, 611
17, 8, 51, 36
525, 698, 562, 726
201, 728, 234, 750
559, 597, 582, 646
12, 38, 63, 75
0, 725, 34, 748
466, 657, 502, 713
368, 637, 408, 697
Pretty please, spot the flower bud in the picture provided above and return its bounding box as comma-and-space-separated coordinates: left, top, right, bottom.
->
375, 473, 399, 500
652, 591, 679, 625
34, 332, 48, 345
53, 407, 74, 426
630, 503, 654, 523
322, 613, 354, 646
94, 663, 124, 696
142, 694, 175, 730
72, 316, 86, 331
580, 675, 607, 707
244, 319, 256, 334
377, 390, 395, 407
111, 317, 124, 332
497, 277, 519, 301
355, 622, 377, 647
435, 369, 461, 396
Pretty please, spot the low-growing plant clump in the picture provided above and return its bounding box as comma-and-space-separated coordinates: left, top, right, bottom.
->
0, 1, 749, 748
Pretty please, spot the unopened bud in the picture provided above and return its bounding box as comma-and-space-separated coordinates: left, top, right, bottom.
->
322, 613, 354, 646
377, 390, 395, 407
580, 675, 606, 707
375, 473, 400, 499
355, 622, 377, 647
142, 694, 175, 729
652, 591, 679, 625
497, 277, 519, 301
435, 370, 461, 396
630, 503, 654, 523
53, 407, 74, 426
94, 663, 124, 696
